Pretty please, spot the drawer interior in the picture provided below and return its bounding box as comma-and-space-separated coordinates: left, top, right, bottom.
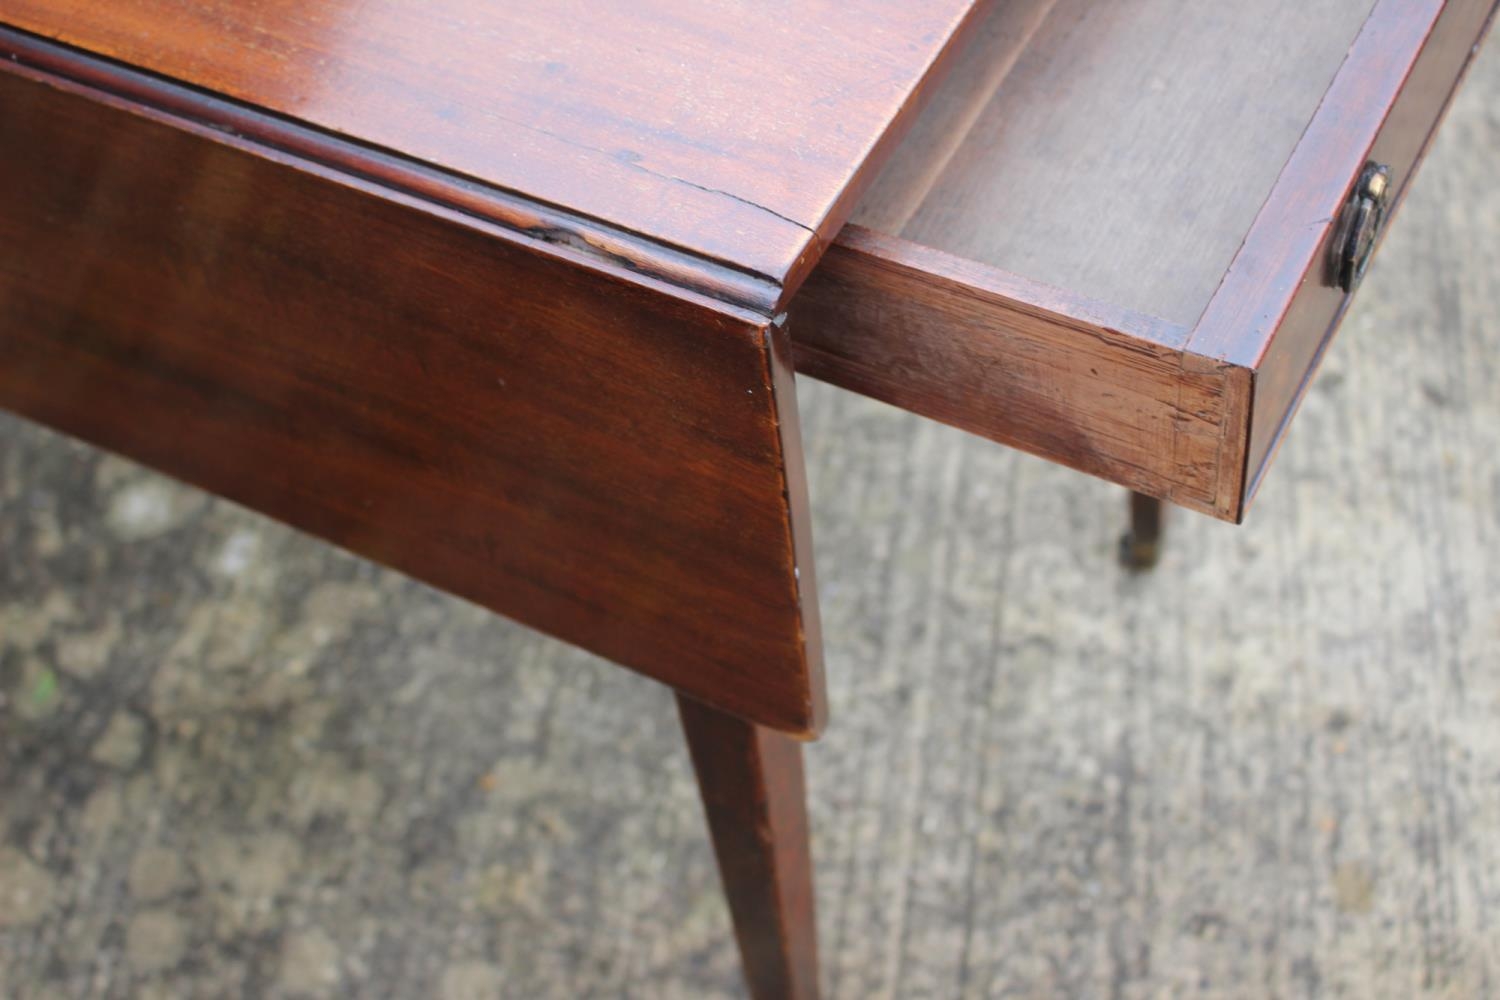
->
793, 0, 1489, 522
855, 0, 1376, 330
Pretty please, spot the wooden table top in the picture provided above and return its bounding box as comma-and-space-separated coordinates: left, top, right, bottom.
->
0, 0, 986, 309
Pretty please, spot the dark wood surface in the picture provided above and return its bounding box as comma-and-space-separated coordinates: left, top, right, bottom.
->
678, 694, 819, 1000
0, 55, 825, 735
800, 0, 1494, 522
792, 228, 1252, 520
0, 0, 989, 308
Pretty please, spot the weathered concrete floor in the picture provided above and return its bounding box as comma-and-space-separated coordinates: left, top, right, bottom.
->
3, 39, 1499, 1000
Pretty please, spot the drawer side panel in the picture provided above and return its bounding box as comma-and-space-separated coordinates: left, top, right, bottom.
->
792, 229, 1250, 520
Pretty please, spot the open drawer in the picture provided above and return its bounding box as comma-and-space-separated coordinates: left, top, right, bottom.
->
792, 0, 1496, 522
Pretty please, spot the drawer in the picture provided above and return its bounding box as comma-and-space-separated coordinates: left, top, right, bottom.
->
792, 0, 1496, 522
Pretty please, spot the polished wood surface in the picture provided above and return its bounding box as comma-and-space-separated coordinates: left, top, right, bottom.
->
678, 694, 819, 1000
801, 0, 1494, 522
0, 0, 989, 307
0, 57, 824, 735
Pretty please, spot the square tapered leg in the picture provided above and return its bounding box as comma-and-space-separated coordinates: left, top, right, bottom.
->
678, 694, 820, 1000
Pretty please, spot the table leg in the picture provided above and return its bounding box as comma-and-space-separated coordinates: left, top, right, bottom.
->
1119, 491, 1165, 570
677, 693, 820, 1000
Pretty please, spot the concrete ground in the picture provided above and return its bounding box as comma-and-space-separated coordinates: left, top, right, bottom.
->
2, 36, 1498, 1000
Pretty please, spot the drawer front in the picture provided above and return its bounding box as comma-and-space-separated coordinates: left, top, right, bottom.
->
1201, 0, 1499, 505
793, 0, 1495, 522
0, 57, 823, 734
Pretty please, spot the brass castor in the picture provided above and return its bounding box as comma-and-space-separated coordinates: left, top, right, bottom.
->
1119, 492, 1164, 571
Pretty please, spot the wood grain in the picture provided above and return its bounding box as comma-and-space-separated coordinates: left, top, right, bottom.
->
792, 229, 1250, 520
801, 0, 1494, 521
0, 0, 989, 307
678, 694, 819, 1000
0, 60, 825, 735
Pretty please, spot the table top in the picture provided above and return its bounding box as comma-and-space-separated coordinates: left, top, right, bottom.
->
0, 0, 986, 309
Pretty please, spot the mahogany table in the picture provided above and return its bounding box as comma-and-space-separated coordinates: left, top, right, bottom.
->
0, 1, 1492, 996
